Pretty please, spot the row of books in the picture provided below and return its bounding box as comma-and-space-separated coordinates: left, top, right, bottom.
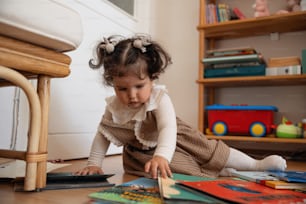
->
203, 47, 266, 78
206, 3, 246, 24
87, 170, 306, 204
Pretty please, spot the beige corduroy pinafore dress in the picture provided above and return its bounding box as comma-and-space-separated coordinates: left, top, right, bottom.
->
100, 109, 230, 178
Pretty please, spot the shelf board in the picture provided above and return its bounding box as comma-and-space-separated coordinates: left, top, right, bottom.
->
206, 135, 306, 144
197, 74, 306, 87
197, 11, 306, 39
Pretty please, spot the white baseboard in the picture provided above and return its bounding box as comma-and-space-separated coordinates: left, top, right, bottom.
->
47, 133, 122, 160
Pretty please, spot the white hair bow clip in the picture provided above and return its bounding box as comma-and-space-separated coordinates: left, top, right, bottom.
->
132, 34, 152, 53
100, 35, 124, 54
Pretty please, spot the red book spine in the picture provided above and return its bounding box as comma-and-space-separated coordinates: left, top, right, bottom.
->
233, 7, 246, 19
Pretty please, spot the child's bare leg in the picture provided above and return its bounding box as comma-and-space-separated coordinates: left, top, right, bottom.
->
220, 148, 287, 176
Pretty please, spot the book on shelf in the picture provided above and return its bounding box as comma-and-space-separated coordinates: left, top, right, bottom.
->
266, 56, 302, 76
204, 63, 266, 78
266, 65, 301, 76
203, 53, 264, 65
232, 7, 246, 19
268, 170, 306, 183
206, 3, 217, 24
217, 3, 230, 22
206, 47, 257, 58
268, 56, 301, 67
207, 61, 261, 69
179, 179, 306, 204
158, 173, 227, 203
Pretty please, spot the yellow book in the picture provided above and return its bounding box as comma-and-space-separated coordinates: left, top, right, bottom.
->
265, 180, 306, 190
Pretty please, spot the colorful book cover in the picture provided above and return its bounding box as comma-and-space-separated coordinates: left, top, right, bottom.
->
268, 170, 306, 183
179, 179, 306, 204
231, 171, 278, 183
264, 180, 306, 190
89, 177, 162, 204
158, 173, 226, 203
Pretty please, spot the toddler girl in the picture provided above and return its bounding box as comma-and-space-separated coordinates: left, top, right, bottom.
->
76, 34, 286, 179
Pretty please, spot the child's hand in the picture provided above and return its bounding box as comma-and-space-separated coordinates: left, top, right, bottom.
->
144, 155, 172, 179
74, 166, 104, 176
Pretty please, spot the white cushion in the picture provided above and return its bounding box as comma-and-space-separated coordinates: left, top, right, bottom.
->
0, 0, 83, 52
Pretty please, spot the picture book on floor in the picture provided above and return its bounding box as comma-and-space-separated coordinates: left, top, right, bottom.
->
89, 177, 162, 204
268, 170, 306, 183
231, 171, 279, 183
179, 179, 306, 204
264, 180, 306, 190
158, 173, 227, 203
89, 174, 230, 204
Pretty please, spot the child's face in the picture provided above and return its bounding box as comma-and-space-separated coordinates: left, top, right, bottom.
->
113, 72, 153, 109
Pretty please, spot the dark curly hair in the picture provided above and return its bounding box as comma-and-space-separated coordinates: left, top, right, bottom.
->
89, 35, 172, 86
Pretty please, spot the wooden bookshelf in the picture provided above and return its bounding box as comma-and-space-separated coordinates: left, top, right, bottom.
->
197, 0, 306, 145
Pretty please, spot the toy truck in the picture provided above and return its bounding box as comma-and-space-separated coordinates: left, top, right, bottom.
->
205, 104, 278, 137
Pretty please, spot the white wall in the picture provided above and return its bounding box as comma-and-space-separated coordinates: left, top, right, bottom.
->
149, 0, 199, 127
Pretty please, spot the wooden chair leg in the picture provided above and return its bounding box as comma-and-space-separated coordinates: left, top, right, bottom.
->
0, 65, 42, 191
36, 75, 50, 189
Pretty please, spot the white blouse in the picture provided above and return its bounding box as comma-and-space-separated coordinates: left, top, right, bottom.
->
88, 85, 177, 167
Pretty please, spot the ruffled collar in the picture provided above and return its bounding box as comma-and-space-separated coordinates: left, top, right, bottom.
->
106, 85, 167, 124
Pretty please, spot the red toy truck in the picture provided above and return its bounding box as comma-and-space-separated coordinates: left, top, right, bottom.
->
205, 104, 278, 137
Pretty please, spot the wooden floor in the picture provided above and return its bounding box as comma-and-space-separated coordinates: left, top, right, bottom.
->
0, 154, 305, 204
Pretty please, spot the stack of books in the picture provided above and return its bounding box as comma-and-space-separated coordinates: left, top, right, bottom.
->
203, 47, 266, 78
266, 56, 302, 76
232, 170, 306, 190
87, 171, 306, 204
